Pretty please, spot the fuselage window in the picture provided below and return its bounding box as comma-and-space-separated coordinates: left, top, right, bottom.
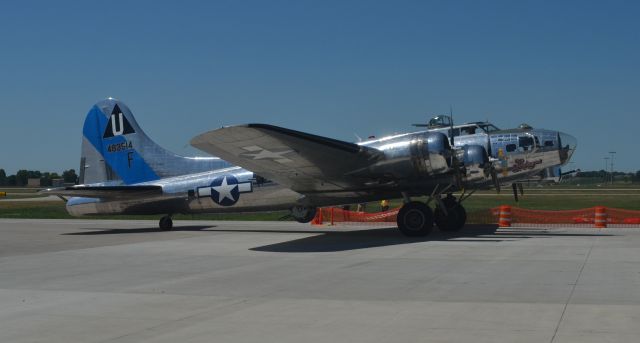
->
506, 144, 517, 152
518, 136, 534, 152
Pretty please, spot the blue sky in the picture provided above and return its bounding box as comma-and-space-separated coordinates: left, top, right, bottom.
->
0, 0, 638, 174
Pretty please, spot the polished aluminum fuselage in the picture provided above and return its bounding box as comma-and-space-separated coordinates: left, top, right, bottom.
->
67, 167, 302, 216
67, 127, 575, 216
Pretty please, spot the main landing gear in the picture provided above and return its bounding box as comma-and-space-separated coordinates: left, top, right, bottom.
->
397, 201, 434, 237
159, 215, 173, 230
434, 194, 467, 232
291, 205, 317, 223
396, 189, 469, 237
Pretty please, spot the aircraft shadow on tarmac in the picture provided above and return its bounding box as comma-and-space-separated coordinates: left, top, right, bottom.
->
62, 225, 612, 252
63, 225, 217, 235
249, 225, 613, 253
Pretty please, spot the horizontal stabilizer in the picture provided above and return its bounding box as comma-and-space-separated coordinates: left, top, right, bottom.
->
40, 185, 163, 199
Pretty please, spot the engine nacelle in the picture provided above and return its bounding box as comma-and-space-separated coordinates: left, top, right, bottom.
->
459, 144, 491, 182
363, 132, 451, 179
426, 132, 450, 155
462, 144, 489, 166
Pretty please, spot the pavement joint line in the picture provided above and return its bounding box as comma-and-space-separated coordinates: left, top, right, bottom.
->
549, 236, 596, 343
101, 297, 267, 343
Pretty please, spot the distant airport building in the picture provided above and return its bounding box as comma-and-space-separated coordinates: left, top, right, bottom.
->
52, 179, 65, 187
27, 178, 40, 187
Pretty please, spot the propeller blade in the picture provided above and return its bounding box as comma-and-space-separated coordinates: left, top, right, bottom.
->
512, 183, 519, 202
518, 183, 524, 196
491, 169, 501, 193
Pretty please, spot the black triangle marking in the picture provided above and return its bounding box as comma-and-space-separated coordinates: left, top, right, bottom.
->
103, 104, 136, 138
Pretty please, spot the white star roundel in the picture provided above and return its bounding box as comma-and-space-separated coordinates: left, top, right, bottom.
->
210, 175, 240, 206
195, 175, 253, 206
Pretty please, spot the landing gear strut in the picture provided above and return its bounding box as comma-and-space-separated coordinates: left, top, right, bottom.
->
159, 215, 173, 230
434, 194, 467, 232
397, 201, 434, 237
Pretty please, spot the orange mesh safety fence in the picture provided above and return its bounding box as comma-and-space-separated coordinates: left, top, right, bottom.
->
311, 206, 640, 228
607, 208, 640, 225
312, 207, 399, 226
490, 206, 640, 228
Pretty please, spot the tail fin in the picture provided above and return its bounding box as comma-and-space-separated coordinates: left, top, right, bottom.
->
80, 98, 228, 185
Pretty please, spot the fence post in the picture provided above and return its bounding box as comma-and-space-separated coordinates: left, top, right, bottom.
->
595, 206, 607, 228
330, 207, 335, 226
311, 208, 322, 225
499, 205, 512, 227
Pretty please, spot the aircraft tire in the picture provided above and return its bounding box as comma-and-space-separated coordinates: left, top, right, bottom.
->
159, 216, 173, 230
397, 202, 433, 237
291, 206, 317, 223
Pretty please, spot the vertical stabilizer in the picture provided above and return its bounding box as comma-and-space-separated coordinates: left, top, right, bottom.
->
80, 98, 229, 185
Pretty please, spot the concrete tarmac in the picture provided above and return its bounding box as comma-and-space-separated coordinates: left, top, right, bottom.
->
0, 219, 639, 343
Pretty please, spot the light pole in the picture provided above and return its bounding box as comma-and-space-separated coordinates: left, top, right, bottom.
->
609, 151, 616, 185
604, 157, 610, 183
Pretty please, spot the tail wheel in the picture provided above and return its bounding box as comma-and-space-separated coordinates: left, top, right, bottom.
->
397, 202, 433, 237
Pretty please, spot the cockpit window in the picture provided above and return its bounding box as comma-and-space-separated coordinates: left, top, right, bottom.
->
480, 124, 500, 133
460, 127, 477, 135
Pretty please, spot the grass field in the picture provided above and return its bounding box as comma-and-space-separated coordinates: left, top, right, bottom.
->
2, 187, 640, 224
0, 201, 288, 221
0, 187, 43, 194
0, 187, 49, 200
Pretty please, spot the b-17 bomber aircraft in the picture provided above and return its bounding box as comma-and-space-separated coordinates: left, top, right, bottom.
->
43, 98, 576, 236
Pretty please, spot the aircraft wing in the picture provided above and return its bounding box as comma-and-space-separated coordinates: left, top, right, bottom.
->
40, 185, 163, 199
191, 124, 384, 192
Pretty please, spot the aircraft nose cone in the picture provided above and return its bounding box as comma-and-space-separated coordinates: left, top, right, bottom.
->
558, 132, 577, 165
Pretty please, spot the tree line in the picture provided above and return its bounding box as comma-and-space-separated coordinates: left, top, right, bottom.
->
0, 169, 78, 187
1, 168, 639, 186
569, 170, 640, 183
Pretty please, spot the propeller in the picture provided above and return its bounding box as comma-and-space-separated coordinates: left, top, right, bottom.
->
512, 183, 519, 202
486, 156, 502, 194
450, 145, 464, 189
491, 168, 501, 193
449, 105, 455, 147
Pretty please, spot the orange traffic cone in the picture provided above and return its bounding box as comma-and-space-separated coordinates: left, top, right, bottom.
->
498, 205, 512, 227
594, 206, 607, 228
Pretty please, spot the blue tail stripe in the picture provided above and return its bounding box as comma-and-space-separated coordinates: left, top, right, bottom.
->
83, 105, 159, 184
